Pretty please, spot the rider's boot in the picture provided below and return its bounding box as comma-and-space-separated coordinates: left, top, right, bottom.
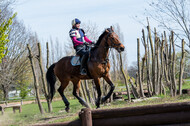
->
80, 54, 88, 75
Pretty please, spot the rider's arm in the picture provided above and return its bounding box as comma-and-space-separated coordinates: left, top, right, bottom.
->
72, 36, 84, 46
84, 36, 92, 43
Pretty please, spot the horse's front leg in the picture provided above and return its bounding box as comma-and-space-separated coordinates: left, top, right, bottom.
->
101, 75, 115, 103
94, 78, 102, 108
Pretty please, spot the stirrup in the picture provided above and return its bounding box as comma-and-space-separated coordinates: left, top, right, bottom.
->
80, 68, 87, 75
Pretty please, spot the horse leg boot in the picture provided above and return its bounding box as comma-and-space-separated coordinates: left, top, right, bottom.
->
80, 53, 88, 75
101, 76, 115, 103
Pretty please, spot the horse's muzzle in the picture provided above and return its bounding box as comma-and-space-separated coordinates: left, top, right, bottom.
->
117, 47, 125, 52
120, 47, 125, 51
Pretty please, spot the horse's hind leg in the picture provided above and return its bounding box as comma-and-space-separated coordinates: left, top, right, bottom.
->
58, 80, 70, 112
72, 80, 90, 108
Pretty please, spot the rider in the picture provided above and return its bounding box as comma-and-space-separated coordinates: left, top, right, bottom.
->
69, 18, 94, 75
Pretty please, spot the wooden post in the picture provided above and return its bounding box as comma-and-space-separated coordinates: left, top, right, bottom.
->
137, 38, 145, 97
119, 53, 131, 101
46, 42, 49, 69
37, 43, 52, 112
84, 80, 92, 104
91, 80, 97, 104
79, 108, 92, 126
141, 57, 145, 85
179, 39, 186, 95
156, 36, 160, 95
81, 81, 88, 102
163, 34, 170, 91
154, 28, 158, 95
147, 21, 156, 95
160, 39, 166, 95
27, 44, 44, 114
171, 31, 177, 96
129, 77, 139, 99
142, 29, 152, 96
168, 35, 173, 96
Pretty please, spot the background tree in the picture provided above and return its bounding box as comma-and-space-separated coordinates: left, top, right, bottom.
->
0, 10, 15, 62
146, 0, 190, 47
0, 0, 38, 100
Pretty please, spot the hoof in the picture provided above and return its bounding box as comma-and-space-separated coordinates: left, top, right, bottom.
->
65, 107, 70, 113
95, 100, 99, 107
101, 96, 106, 104
96, 106, 100, 109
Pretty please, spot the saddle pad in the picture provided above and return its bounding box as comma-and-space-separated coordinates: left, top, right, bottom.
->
71, 56, 81, 66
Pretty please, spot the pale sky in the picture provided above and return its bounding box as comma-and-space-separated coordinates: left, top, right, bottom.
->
14, 0, 150, 65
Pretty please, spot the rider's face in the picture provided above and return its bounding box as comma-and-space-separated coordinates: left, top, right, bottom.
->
75, 23, 80, 29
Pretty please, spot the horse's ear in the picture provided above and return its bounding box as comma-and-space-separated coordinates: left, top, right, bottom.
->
106, 29, 109, 33
111, 26, 114, 32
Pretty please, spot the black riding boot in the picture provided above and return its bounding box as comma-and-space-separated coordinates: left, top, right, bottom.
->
80, 54, 88, 75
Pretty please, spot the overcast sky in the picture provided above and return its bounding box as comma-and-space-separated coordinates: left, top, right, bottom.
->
14, 0, 151, 65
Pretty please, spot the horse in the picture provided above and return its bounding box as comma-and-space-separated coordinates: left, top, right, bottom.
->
46, 26, 125, 112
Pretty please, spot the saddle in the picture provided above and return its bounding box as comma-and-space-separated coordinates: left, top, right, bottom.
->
71, 55, 81, 66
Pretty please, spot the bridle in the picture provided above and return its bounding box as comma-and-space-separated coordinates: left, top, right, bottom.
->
105, 31, 121, 49
89, 30, 122, 76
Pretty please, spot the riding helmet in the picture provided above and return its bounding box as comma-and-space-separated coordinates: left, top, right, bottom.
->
71, 18, 81, 27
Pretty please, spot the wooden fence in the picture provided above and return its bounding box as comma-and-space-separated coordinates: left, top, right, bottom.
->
37, 102, 190, 126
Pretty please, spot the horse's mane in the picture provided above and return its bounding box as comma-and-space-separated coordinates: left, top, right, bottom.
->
91, 28, 112, 51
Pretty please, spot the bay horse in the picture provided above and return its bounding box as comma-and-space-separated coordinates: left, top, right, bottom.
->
46, 26, 125, 112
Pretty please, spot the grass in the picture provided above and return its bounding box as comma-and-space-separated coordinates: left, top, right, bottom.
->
0, 99, 83, 126
182, 79, 190, 89
1, 94, 190, 126
1, 79, 190, 126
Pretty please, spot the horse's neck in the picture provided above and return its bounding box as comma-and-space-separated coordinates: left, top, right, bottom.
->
94, 39, 109, 61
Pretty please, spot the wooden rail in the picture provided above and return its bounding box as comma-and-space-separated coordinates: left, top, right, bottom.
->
36, 102, 190, 126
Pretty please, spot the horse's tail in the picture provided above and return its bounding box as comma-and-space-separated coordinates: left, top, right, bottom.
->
46, 63, 56, 102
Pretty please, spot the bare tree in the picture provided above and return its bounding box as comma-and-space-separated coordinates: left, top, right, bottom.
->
147, 0, 190, 47
0, 0, 38, 100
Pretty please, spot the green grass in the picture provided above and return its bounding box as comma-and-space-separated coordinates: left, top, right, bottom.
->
182, 79, 190, 89
1, 86, 190, 126
0, 99, 83, 126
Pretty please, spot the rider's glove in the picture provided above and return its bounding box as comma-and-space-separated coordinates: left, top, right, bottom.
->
84, 42, 89, 45
91, 41, 95, 44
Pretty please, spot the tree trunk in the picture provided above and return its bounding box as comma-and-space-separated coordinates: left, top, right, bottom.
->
37, 43, 52, 112
27, 44, 44, 114
137, 38, 145, 97
2, 85, 9, 101
119, 53, 131, 101
179, 39, 185, 95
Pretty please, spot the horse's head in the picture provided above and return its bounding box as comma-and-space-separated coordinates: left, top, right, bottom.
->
105, 26, 125, 52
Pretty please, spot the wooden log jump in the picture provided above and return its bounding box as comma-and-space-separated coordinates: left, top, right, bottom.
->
36, 102, 190, 126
